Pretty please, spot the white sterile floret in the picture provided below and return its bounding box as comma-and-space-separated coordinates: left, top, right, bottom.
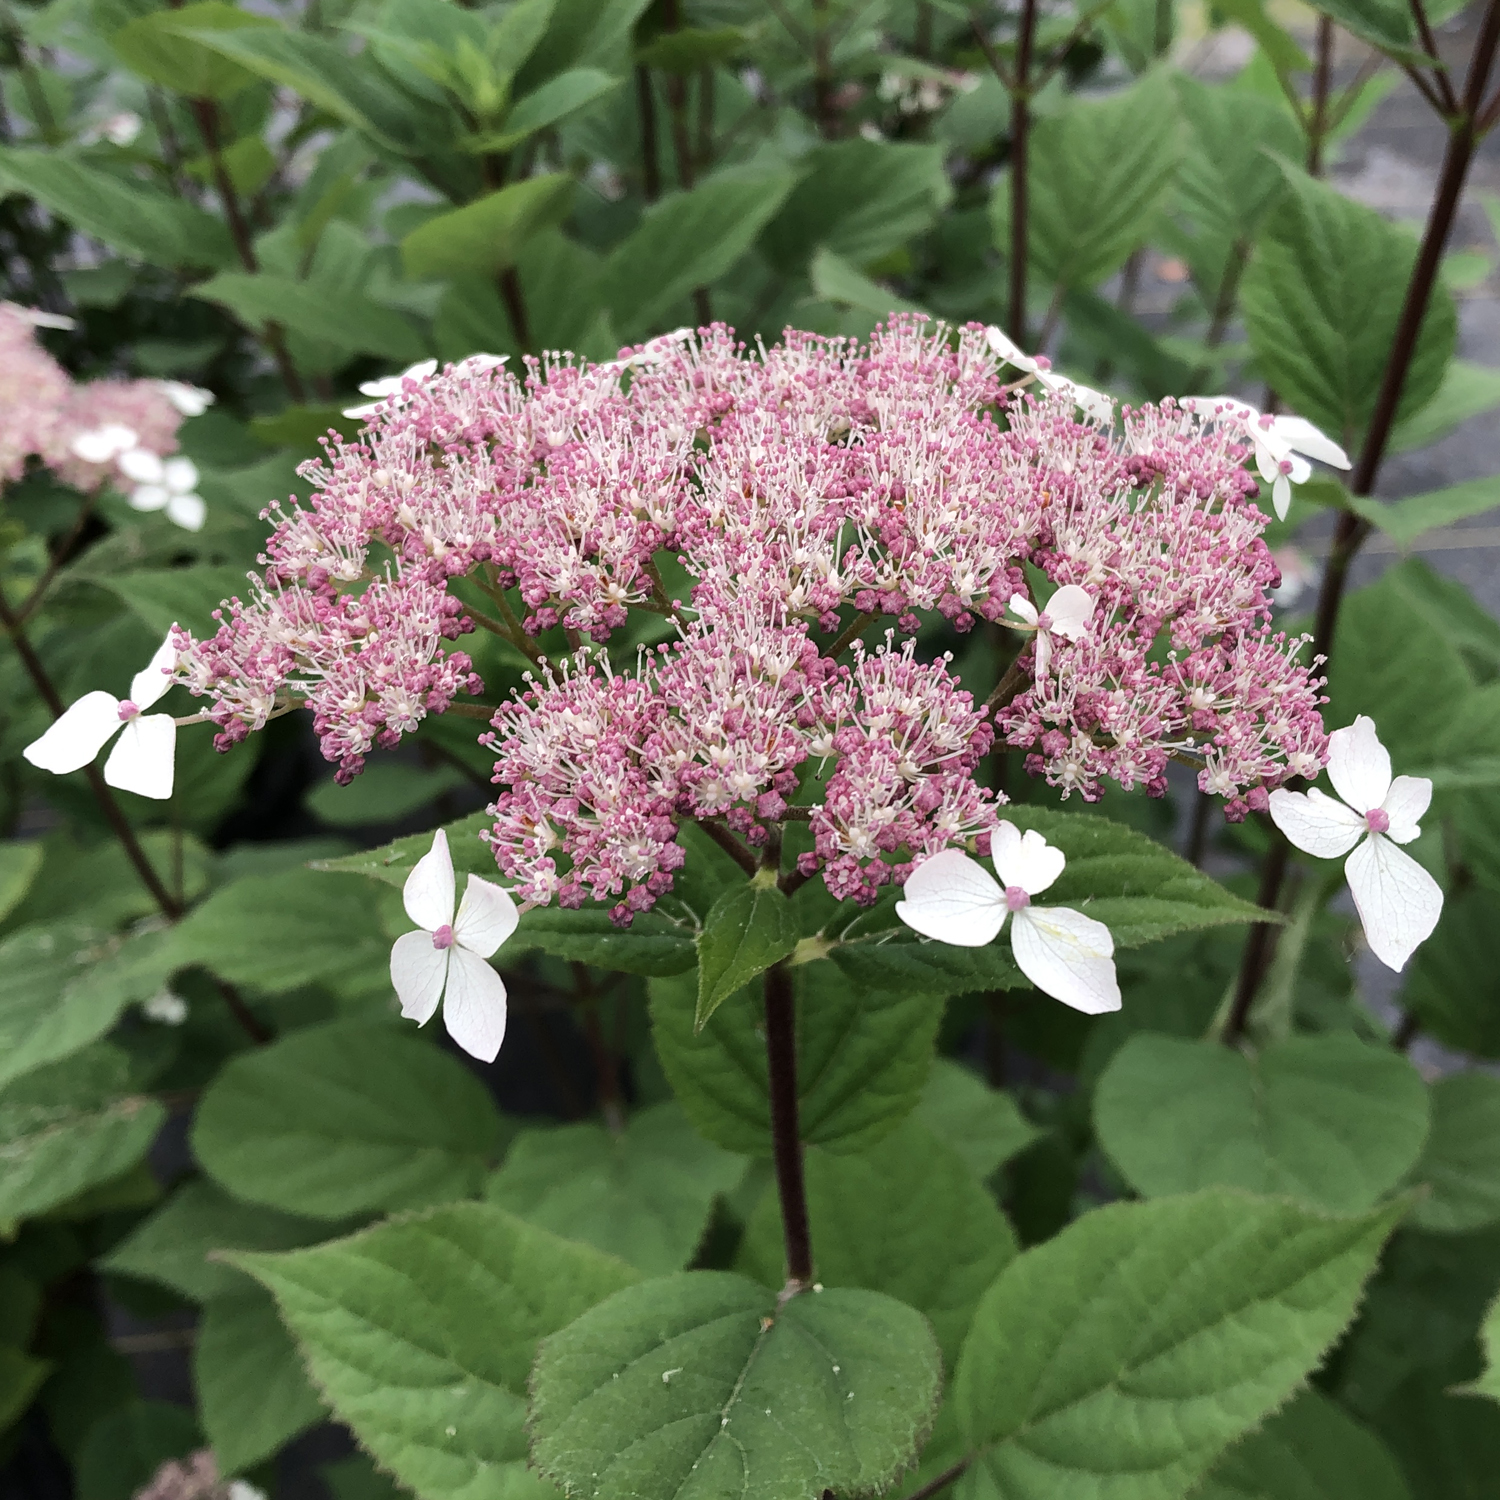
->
984, 326, 1114, 424
1269, 715, 1443, 972
896, 820, 1120, 1014
390, 828, 519, 1061
342, 358, 440, 418
155, 380, 215, 417
70, 423, 138, 464
1180, 396, 1351, 521
1006, 584, 1094, 676
22, 630, 181, 798
118, 449, 206, 531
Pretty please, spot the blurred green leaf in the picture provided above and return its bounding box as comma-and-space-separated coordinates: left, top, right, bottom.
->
111, 1, 276, 101
400, 173, 576, 279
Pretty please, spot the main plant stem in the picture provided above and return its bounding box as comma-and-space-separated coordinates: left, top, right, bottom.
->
1226, 3, 1500, 1040
1009, 0, 1038, 346
764, 962, 813, 1292
1308, 17, 1335, 174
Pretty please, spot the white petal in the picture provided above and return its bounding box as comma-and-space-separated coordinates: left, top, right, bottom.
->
453, 875, 519, 958
130, 632, 179, 708
391, 929, 449, 1024
1272, 473, 1291, 520
1381, 775, 1432, 845
1181, 395, 1254, 423
1326, 715, 1392, 814
103, 713, 175, 799
1345, 834, 1444, 973
443, 947, 509, 1061
1045, 584, 1094, 640
130, 485, 169, 512
1268, 787, 1365, 859
357, 376, 401, 399
117, 448, 164, 484
991, 821, 1066, 896
157, 381, 214, 416
71, 424, 137, 463
896, 848, 1005, 947
1034, 629, 1053, 676
1272, 415, 1351, 470
1006, 593, 1039, 627
342, 400, 382, 419
23, 691, 123, 773
162, 456, 199, 493
166, 492, 207, 531
1284, 452, 1312, 485
1011, 905, 1121, 1014
985, 326, 1036, 372
457, 353, 508, 373
403, 828, 455, 930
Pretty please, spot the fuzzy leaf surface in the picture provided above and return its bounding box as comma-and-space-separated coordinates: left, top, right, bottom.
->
696, 879, 798, 1027
955, 1190, 1404, 1500
530, 1272, 942, 1500
1406, 1073, 1500, 1232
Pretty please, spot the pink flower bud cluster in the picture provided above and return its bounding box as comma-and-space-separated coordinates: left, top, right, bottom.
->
0, 304, 186, 488
176, 316, 1327, 915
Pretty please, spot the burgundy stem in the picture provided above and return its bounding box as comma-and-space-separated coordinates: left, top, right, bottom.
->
764, 962, 813, 1291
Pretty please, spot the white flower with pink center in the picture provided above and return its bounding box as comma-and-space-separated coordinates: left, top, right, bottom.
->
1269, 715, 1443, 971
896, 820, 1120, 1014
390, 829, 519, 1061
1005, 585, 1094, 676
23, 631, 180, 799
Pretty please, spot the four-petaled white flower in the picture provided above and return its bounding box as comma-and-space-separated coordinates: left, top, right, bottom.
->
391, 829, 518, 1061
23, 630, 180, 799
343, 355, 506, 419
985, 326, 1115, 424
1269, 715, 1443, 972
118, 449, 206, 531
71, 423, 139, 465
156, 380, 215, 417
4, 302, 75, 330
897, 820, 1121, 1014
1006, 585, 1094, 675
1180, 396, 1351, 521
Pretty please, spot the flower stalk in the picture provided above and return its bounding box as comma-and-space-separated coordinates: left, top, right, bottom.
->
764, 960, 814, 1294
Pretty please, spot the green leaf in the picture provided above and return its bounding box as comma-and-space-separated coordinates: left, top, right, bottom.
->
1094, 1034, 1429, 1213
1194, 1388, 1412, 1500
1406, 1073, 1500, 1233
0, 148, 234, 269
636, 25, 748, 74
76, 1400, 201, 1500
1390, 359, 1500, 454
401, 173, 575, 280
195, 1288, 326, 1475
0, 925, 177, 1091
1323, 566, 1474, 769
1348, 477, 1500, 549
0, 1046, 165, 1223
915, 1058, 1038, 1181
1001, 74, 1182, 290
1403, 889, 1500, 1057
808, 246, 923, 316
97, 565, 253, 639
514, 904, 698, 976
696, 875, 798, 1027
485, 1101, 743, 1274
192, 1020, 503, 1219
111, 1, 277, 100
1373, 557, 1500, 684
311, 809, 497, 887
604, 169, 796, 341
650, 961, 940, 1157
306, 762, 465, 827
102, 1179, 330, 1303
955, 1190, 1404, 1500
762, 140, 951, 275
182, 26, 449, 155
486, 68, 620, 149
191, 271, 427, 362
1307, 0, 1419, 57
0, 842, 43, 924
738, 1117, 1016, 1367
166, 868, 390, 995
530, 1272, 942, 1500
1207, 0, 1312, 73
1468, 1294, 1500, 1403
235, 1202, 637, 1498
1241, 162, 1457, 448
0, 1346, 50, 1430
1001, 807, 1270, 946
518, 0, 650, 86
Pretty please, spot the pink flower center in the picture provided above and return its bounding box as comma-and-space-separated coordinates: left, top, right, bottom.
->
1035, 612, 1052, 631
431, 924, 455, 949
1365, 808, 1390, 835
117, 699, 140, 722
1004, 885, 1031, 912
